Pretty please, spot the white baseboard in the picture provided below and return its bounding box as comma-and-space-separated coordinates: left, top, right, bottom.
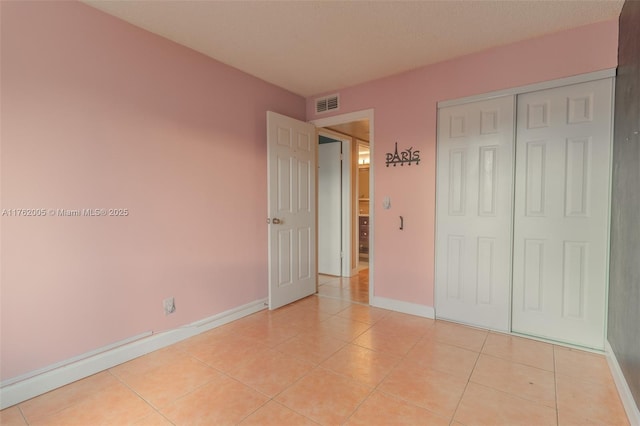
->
371, 296, 435, 319
605, 340, 640, 426
0, 298, 267, 410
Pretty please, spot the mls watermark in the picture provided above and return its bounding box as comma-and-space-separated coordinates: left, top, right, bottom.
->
2, 208, 130, 217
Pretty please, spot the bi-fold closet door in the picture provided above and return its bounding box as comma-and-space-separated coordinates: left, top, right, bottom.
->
435, 78, 614, 350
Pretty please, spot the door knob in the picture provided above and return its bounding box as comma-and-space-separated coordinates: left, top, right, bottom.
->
272, 218, 282, 224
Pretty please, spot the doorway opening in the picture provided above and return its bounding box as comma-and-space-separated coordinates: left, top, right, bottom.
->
317, 133, 347, 277
312, 110, 373, 304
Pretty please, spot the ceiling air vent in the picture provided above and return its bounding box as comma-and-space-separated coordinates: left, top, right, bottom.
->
315, 94, 340, 114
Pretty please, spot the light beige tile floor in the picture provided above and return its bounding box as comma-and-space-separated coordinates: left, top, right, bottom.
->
0, 294, 630, 426
318, 270, 369, 304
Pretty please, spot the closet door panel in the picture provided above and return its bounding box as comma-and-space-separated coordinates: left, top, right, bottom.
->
512, 79, 613, 350
435, 96, 515, 331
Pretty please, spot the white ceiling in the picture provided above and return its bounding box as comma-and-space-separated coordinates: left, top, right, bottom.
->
84, 0, 623, 98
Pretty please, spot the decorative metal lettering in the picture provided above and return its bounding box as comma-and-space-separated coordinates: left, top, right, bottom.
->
386, 142, 420, 167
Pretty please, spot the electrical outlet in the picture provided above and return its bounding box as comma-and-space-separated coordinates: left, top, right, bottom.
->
163, 297, 175, 315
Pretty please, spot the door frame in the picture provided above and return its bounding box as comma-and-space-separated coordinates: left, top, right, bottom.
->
312, 109, 375, 301
438, 69, 615, 108
318, 129, 353, 277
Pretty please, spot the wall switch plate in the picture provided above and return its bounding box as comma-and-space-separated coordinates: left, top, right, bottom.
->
383, 196, 391, 209
163, 297, 175, 315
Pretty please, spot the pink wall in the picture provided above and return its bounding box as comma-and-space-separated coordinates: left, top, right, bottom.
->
0, 1, 304, 381
0, 1, 619, 383
307, 20, 619, 308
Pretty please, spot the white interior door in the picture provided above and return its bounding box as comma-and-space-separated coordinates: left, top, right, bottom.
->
512, 79, 613, 349
435, 96, 515, 331
318, 140, 342, 276
267, 111, 316, 309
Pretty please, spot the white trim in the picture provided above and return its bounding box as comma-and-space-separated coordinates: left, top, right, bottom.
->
371, 296, 435, 319
0, 331, 153, 388
311, 109, 373, 129
438, 68, 616, 108
0, 298, 267, 409
507, 332, 604, 354
605, 341, 640, 425
312, 109, 375, 302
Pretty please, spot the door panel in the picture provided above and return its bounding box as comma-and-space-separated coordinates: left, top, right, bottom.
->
318, 141, 342, 276
512, 79, 613, 349
267, 111, 316, 310
435, 95, 515, 331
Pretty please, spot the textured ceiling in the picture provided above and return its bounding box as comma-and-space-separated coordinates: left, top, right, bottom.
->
84, 0, 623, 97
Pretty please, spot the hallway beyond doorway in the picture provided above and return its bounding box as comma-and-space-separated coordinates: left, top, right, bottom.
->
318, 269, 369, 304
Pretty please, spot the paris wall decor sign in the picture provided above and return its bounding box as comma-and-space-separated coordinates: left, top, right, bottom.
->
385, 142, 420, 167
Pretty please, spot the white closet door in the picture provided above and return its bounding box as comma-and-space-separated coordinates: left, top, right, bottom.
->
435, 96, 515, 331
512, 78, 613, 349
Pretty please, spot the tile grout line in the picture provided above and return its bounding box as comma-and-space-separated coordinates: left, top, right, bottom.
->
344, 321, 455, 425
17, 405, 29, 426
208, 307, 329, 425
336, 302, 417, 425
245, 300, 356, 425
177, 312, 320, 425
16, 371, 127, 426
308, 300, 392, 424
315, 292, 370, 307
107, 364, 178, 425
337, 375, 377, 425
338, 319, 402, 424
448, 330, 489, 424
479, 351, 557, 374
